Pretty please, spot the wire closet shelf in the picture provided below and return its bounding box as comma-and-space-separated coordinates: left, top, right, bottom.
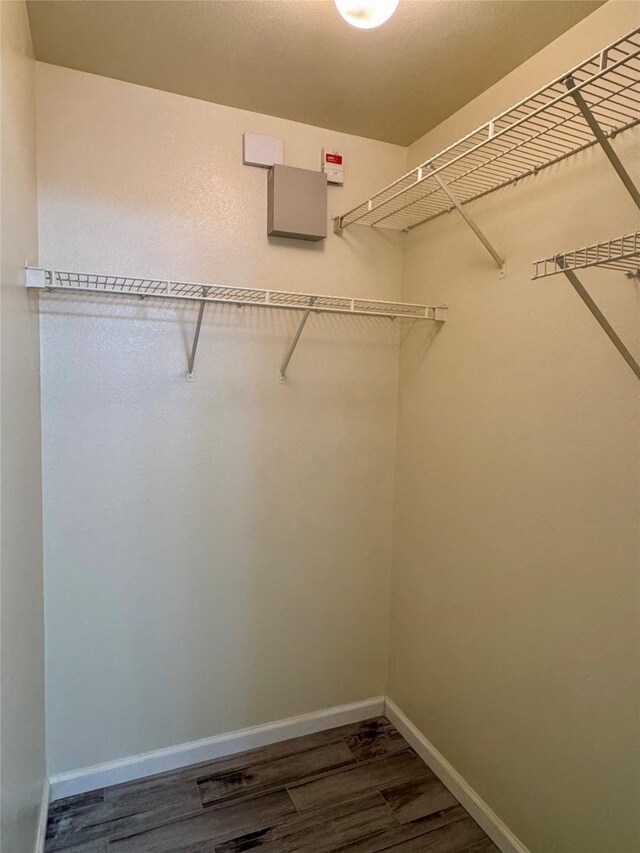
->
335, 29, 640, 233
530, 231, 640, 381
25, 268, 446, 322
532, 231, 640, 278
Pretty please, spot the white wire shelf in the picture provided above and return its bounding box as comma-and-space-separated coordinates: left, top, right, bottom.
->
531, 231, 640, 381
533, 231, 640, 279
335, 28, 640, 233
26, 267, 446, 321
27, 267, 447, 380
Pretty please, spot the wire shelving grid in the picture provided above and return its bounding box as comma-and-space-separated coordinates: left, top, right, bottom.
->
335, 29, 640, 233
532, 231, 640, 381
27, 268, 445, 321
533, 231, 640, 278
27, 268, 448, 379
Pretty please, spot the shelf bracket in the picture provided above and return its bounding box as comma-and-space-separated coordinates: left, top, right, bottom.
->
427, 166, 505, 276
280, 297, 316, 381
564, 76, 640, 210
186, 287, 209, 380
556, 257, 640, 381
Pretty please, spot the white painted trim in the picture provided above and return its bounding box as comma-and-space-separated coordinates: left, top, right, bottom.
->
34, 779, 49, 853
384, 697, 531, 853
49, 696, 385, 801
48, 692, 529, 853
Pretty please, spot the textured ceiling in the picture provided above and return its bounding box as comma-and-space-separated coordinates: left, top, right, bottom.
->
26, 0, 605, 145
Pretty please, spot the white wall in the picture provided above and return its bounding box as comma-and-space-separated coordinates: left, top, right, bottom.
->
389, 4, 640, 852
0, 2, 47, 850
36, 63, 406, 775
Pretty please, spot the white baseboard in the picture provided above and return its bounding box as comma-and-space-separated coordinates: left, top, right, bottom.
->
49, 696, 385, 802
48, 692, 529, 853
34, 779, 49, 853
384, 697, 531, 853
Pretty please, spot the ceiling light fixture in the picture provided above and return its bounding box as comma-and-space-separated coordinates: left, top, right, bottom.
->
334, 0, 399, 30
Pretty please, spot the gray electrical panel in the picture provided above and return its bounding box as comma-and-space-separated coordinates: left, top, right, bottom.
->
267, 165, 327, 241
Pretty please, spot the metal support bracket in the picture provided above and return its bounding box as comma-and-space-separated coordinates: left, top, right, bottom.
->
427, 166, 505, 276
280, 298, 316, 381
186, 287, 209, 380
556, 258, 640, 381
564, 76, 640, 210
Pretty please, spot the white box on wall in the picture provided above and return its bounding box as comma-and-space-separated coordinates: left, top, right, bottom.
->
243, 133, 284, 168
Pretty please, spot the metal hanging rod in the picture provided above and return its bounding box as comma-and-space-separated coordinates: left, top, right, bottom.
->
532, 231, 640, 381
334, 28, 640, 235
26, 267, 447, 379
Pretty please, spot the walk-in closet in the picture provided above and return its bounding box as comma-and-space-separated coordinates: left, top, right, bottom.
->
2, 2, 638, 852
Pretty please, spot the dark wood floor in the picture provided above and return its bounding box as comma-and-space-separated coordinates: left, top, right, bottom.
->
45, 716, 500, 853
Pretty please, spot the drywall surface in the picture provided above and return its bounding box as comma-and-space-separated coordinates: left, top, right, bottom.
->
388, 4, 640, 852
0, 1, 47, 850
36, 63, 405, 775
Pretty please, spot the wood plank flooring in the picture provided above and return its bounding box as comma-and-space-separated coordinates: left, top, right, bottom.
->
45, 717, 500, 853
